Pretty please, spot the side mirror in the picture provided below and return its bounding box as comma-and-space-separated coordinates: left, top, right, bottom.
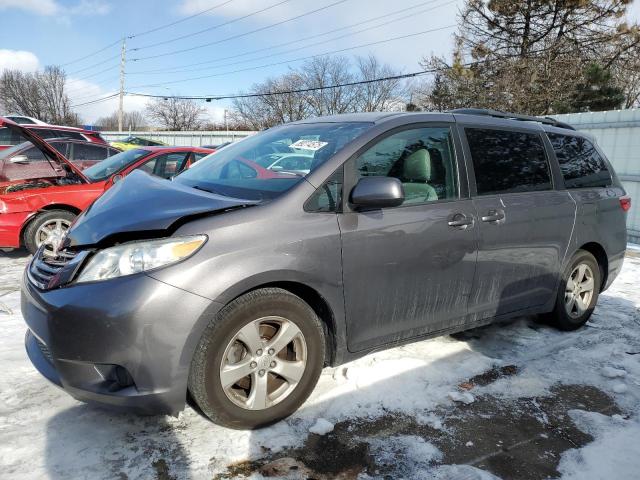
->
350, 177, 404, 209
9, 154, 29, 164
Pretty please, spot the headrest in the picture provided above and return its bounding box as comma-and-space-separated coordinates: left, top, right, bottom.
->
402, 149, 431, 182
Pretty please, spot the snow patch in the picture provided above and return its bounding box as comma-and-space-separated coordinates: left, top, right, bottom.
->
448, 390, 475, 404
308, 418, 334, 435
601, 366, 626, 378
558, 410, 640, 480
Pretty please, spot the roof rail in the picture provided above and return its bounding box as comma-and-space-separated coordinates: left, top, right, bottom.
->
450, 108, 576, 131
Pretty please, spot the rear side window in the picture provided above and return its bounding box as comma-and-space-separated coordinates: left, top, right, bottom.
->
466, 128, 551, 195
74, 144, 110, 161
547, 133, 611, 188
0, 127, 26, 146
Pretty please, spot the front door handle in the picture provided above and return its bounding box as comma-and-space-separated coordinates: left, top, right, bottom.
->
448, 213, 474, 229
481, 209, 505, 223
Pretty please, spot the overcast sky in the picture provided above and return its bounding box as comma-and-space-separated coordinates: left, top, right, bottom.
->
1, 0, 639, 125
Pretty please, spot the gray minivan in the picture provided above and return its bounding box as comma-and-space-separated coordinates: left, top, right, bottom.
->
22, 109, 630, 429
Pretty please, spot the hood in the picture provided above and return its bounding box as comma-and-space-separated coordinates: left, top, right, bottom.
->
0, 117, 89, 182
64, 170, 255, 248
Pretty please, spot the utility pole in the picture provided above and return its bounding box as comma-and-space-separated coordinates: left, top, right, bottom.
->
118, 37, 126, 133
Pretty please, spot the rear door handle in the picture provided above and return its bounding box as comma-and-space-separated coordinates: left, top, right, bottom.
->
481, 209, 505, 223
448, 213, 474, 229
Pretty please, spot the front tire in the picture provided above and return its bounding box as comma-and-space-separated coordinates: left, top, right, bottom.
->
546, 249, 601, 331
23, 210, 76, 255
188, 288, 325, 429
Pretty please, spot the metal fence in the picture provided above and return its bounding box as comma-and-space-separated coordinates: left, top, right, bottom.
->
100, 130, 255, 146
552, 109, 640, 244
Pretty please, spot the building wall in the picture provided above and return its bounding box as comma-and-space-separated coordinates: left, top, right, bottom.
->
552, 109, 640, 244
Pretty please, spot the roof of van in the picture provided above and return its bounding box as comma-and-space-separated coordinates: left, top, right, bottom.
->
291, 110, 583, 135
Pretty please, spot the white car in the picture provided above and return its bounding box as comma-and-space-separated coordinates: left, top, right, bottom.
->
4, 115, 48, 125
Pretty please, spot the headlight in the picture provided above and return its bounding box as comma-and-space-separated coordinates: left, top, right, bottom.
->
76, 235, 207, 283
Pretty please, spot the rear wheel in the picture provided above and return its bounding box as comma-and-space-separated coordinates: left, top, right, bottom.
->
188, 288, 325, 429
23, 210, 76, 256
545, 249, 601, 331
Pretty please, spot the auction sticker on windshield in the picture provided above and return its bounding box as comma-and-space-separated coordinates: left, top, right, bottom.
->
289, 139, 328, 151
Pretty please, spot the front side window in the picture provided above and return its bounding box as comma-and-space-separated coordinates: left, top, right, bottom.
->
22, 146, 46, 162
466, 128, 551, 195
352, 126, 457, 205
175, 122, 372, 201
547, 133, 611, 188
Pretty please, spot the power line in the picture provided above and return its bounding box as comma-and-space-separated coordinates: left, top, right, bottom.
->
130, 0, 350, 61
60, 39, 121, 67
126, 24, 457, 89
59, 0, 238, 67
67, 65, 120, 84
128, 0, 453, 75
131, 0, 295, 51
127, 70, 436, 101
65, 54, 120, 76
71, 92, 120, 108
128, 0, 236, 38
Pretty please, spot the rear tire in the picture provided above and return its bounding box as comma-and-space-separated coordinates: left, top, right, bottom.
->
23, 210, 76, 255
188, 288, 325, 429
545, 249, 601, 331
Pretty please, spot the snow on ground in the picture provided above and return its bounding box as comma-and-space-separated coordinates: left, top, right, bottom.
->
0, 250, 639, 479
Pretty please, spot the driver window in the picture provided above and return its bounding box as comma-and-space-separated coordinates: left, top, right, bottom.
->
353, 127, 458, 206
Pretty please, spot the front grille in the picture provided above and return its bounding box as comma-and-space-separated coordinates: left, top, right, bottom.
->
35, 337, 53, 364
28, 248, 78, 290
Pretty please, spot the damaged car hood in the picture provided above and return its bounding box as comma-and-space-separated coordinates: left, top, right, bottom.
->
64, 170, 256, 248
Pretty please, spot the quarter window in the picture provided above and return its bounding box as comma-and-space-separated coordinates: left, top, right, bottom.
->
466, 128, 552, 195
547, 133, 611, 188
305, 167, 343, 212
353, 127, 457, 205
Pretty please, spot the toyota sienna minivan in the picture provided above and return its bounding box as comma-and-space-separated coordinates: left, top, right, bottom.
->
21, 109, 630, 429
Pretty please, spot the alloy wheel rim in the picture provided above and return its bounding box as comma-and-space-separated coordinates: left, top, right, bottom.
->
35, 219, 71, 257
219, 316, 307, 411
564, 263, 595, 318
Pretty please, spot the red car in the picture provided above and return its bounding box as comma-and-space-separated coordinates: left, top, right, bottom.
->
0, 122, 107, 151
0, 117, 214, 254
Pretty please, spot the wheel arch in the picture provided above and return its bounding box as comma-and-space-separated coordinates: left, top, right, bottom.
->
235, 281, 338, 367
577, 241, 608, 291
20, 204, 81, 246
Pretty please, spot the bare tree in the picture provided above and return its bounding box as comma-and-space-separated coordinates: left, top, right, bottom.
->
145, 98, 206, 130
0, 66, 78, 124
233, 73, 310, 129
354, 55, 403, 112
300, 56, 357, 116
96, 110, 147, 130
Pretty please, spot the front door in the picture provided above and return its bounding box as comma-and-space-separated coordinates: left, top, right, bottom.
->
461, 126, 576, 320
339, 125, 479, 352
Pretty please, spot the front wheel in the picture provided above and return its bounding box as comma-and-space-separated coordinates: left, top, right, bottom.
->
188, 288, 325, 429
545, 249, 601, 331
23, 210, 76, 256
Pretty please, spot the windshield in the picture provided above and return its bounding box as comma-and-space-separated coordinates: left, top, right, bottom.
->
174, 122, 372, 201
83, 148, 149, 181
